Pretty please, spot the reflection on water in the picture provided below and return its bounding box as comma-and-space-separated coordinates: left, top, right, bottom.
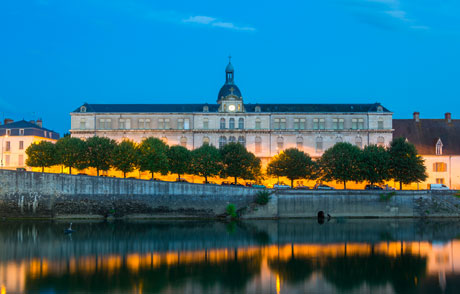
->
0, 220, 460, 293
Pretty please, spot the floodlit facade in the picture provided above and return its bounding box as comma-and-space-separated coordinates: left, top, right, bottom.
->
70, 60, 393, 165
0, 119, 60, 170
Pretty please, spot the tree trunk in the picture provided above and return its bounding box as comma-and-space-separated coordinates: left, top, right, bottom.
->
151, 171, 154, 180
291, 179, 294, 188
234, 177, 237, 185
205, 175, 208, 184
400, 182, 403, 190
69, 167, 72, 175
97, 169, 100, 177
344, 182, 347, 190
42, 167, 44, 173
123, 172, 126, 178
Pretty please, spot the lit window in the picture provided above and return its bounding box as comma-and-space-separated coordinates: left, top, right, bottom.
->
6, 129, 11, 136
19, 141, 24, 150
255, 136, 262, 153
433, 162, 447, 172
203, 137, 210, 145
238, 118, 244, 129
436, 178, 445, 184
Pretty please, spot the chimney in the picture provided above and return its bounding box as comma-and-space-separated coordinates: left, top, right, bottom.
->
4, 118, 13, 125
445, 112, 452, 123
36, 119, 42, 128
413, 112, 420, 122
29, 120, 35, 125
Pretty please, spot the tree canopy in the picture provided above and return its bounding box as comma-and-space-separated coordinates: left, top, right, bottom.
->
220, 143, 261, 184
25, 141, 57, 172
55, 137, 89, 174
86, 136, 116, 176
267, 148, 317, 187
320, 142, 362, 189
388, 137, 427, 190
138, 137, 169, 179
360, 145, 391, 186
191, 143, 222, 183
111, 140, 138, 178
167, 145, 192, 180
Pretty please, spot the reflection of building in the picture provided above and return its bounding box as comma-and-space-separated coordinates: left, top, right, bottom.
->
393, 112, 460, 189
0, 119, 60, 170
70, 59, 393, 164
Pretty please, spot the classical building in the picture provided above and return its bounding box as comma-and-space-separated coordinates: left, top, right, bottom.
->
393, 112, 460, 190
0, 119, 60, 170
70, 60, 393, 165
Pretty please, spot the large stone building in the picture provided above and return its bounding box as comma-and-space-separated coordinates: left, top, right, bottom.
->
70, 60, 393, 165
394, 112, 460, 190
0, 119, 59, 170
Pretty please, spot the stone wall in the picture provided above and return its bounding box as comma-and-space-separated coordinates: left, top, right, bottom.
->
0, 170, 256, 218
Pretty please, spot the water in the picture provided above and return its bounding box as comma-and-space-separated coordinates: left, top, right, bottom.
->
0, 219, 459, 294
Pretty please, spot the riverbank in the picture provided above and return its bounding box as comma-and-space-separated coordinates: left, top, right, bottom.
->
0, 170, 459, 219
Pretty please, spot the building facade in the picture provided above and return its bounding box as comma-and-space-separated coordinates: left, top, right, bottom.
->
70, 60, 393, 165
0, 119, 60, 170
393, 112, 460, 190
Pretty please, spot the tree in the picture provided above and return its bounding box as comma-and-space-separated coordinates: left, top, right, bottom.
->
320, 142, 362, 189
267, 148, 317, 188
86, 136, 116, 176
388, 137, 427, 190
220, 142, 261, 184
25, 141, 57, 172
138, 137, 169, 179
191, 143, 222, 183
111, 140, 138, 178
55, 137, 89, 174
360, 145, 391, 186
167, 145, 191, 180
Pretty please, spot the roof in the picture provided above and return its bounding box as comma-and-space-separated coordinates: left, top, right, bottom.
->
73, 103, 391, 114
0, 120, 60, 139
393, 119, 460, 155
217, 84, 242, 100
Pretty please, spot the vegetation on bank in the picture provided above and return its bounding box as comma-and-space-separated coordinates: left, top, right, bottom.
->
25, 136, 427, 190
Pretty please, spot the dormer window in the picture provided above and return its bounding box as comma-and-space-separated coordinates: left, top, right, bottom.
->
255, 106, 261, 113
436, 138, 443, 155
80, 106, 87, 113
203, 105, 209, 112
377, 106, 383, 112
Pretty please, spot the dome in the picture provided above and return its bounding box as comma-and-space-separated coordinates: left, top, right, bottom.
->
218, 84, 242, 100
225, 62, 234, 73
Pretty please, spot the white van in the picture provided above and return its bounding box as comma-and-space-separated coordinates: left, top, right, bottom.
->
429, 184, 450, 190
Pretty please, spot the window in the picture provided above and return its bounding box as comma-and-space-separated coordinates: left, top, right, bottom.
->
358, 118, 365, 129
19, 129, 24, 136
336, 137, 343, 143
377, 105, 383, 112
164, 119, 170, 129
352, 119, 357, 129
184, 119, 190, 130
277, 137, 284, 151
99, 119, 105, 129
313, 119, 319, 130
80, 106, 87, 112
80, 119, 86, 130
238, 118, 244, 129
105, 119, 111, 129
5, 141, 10, 152
220, 118, 226, 129
5, 155, 10, 166
6, 129, 11, 136
19, 141, 24, 150
158, 119, 164, 129
44, 131, 47, 137
355, 137, 362, 149
316, 137, 323, 153
436, 178, 445, 184
433, 162, 447, 172
219, 136, 227, 148
296, 137, 303, 150
255, 106, 261, 113
139, 119, 144, 129
18, 155, 23, 166
203, 118, 209, 129
229, 136, 236, 143
436, 139, 443, 155
294, 119, 300, 130
274, 118, 280, 130
203, 105, 209, 112
294, 118, 305, 130
299, 119, 306, 130
255, 118, 261, 129
280, 118, 286, 129
238, 136, 246, 146
313, 118, 325, 130
180, 137, 187, 148
144, 119, 150, 129
255, 136, 262, 153
333, 118, 344, 130
177, 119, 184, 130
229, 118, 235, 129
203, 137, 210, 145
119, 119, 130, 129
377, 136, 385, 147
378, 119, 384, 130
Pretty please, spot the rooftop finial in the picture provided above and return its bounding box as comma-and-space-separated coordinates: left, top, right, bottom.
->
228, 55, 232, 63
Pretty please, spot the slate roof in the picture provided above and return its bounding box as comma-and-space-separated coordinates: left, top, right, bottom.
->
393, 119, 460, 155
218, 84, 242, 100
73, 103, 390, 113
0, 120, 60, 139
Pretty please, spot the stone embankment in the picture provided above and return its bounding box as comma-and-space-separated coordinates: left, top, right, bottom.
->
0, 170, 459, 219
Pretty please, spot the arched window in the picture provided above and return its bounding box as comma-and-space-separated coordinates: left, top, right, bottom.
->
436, 138, 443, 155
238, 118, 244, 129
336, 136, 343, 143
296, 137, 303, 150
229, 118, 235, 129
203, 105, 209, 112
255, 136, 262, 153
277, 136, 284, 152
316, 137, 323, 153
255, 106, 261, 113
220, 118, 226, 129
229, 136, 236, 143
238, 136, 245, 147
377, 136, 385, 147
377, 105, 383, 112
255, 118, 261, 129
80, 106, 86, 113
219, 136, 227, 148
355, 137, 362, 149
180, 136, 187, 148
203, 136, 210, 145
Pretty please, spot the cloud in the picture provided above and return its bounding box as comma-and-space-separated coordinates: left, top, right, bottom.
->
182, 15, 256, 32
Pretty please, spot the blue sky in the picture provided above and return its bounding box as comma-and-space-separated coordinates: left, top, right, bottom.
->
1, 0, 460, 134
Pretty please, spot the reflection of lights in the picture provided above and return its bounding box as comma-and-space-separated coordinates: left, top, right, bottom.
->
1, 285, 5, 294
276, 274, 280, 294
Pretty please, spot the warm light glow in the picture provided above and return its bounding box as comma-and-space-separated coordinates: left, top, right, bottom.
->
1, 285, 5, 294
276, 274, 280, 294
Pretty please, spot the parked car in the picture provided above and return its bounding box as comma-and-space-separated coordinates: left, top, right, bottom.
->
429, 184, 450, 190
365, 185, 383, 190
252, 184, 266, 189
77, 172, 88, 176
314, 184, 335, 190
230, 183, 245, 187
16, 168, 26, 171
176, 178, 188, 183
221, 181, 231, 186
203, 181, 217, 185
295, 185, 310, 190
273, 184, 291, 189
